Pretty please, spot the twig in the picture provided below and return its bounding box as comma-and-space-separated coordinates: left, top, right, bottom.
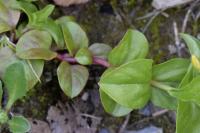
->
173, 21, 182, 56
127, 109, 169, 128
80, 113, 102, 121
118, 114, 130, 133
56, 53, 111, 67
152, 109, 168, 117
142, 9, 164, 33
181, 0, 200, 32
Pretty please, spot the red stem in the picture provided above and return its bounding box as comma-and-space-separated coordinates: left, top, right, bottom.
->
56, 53, 111, 68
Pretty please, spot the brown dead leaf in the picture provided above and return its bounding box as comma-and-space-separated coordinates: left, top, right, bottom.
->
53, 0, 89, 6
46, 102, 100, 133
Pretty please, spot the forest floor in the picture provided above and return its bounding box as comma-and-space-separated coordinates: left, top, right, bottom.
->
8, 0, 200, 133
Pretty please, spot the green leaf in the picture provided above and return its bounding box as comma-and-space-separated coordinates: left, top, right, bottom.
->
174, 63, 200, 133
0, 0, 20, 33
108, 29, 149, 66
152, 58, 190, 82
170, 76, 200, 105
29, 19, 64, 48
0, 80, 2, 107
29, 4, 54, 24
176, 101, 200, 133
17, 48, 57, 60
3, 62, 27, 110
9, 0, 37, 21
8, 116, 31, 133
75, 47, 93, 65
99, 59, 152, 108
0, 46, 19, 78
100, 89, 132, 117
151, 87, 177, 110
180, 33, 200, 57
23, 60, 44, 90
61, 21, 89, 55
89, 43, 112, 59
57, 62, 89, 98
0, 110, 8, 124
16, 30, 52, 53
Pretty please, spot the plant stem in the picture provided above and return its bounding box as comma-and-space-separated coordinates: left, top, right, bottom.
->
150, 80, 176, 91
56, 53, 111, 67
93, 57, 111, 67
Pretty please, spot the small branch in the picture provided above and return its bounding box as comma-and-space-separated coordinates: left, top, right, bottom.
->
80, 113, 102, 121
118, 114, 130, 133
93, 57, 111, 67
56, 53, 111, 68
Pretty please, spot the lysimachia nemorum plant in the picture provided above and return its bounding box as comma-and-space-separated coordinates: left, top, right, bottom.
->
0, 0, 200, 132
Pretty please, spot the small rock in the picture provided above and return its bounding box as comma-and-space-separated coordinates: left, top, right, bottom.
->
125, 126, 163, 133
99, 128, 110, 133
81, 92, 89, 101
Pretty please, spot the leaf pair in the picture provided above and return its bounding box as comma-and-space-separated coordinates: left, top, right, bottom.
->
99, 29, 152, 116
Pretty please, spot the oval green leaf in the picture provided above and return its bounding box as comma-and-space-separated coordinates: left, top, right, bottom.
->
57, 62, 89, 98
3, 62, 27, 110
8, 116, 31, 133
61, 21, 89, 55
16, 30, 52, 53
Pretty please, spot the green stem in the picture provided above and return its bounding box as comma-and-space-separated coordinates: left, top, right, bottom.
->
150, 80, 176, 91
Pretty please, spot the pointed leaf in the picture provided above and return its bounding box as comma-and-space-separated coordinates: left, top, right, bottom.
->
99, 59, 152, 108
17, 48, 57, 60
61, 21, 89, 55
153, 58, 190, 82
57, 62, 89, 98
75, 47, 92, 65
170, 76, 200, 105
100, 89, 132, 117
30, 4, 54, 24
3, 62, 27, 110
8, 116, 31, 133
180, 33, 200, 57
89, 43, 112, 59
151, 87, 177, 110
108, 29, 149, 66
